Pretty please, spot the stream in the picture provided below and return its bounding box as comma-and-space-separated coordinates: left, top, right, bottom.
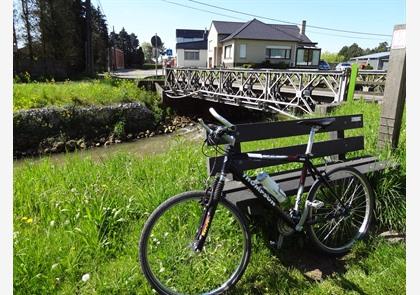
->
14, 125, 203, 167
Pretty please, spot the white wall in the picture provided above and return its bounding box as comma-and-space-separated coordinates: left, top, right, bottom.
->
176, 49, 207, 67
221, 40, 235, 65
207, 23, 219, 66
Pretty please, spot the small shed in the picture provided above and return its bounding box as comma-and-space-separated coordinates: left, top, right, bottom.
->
350, 52, 390, 70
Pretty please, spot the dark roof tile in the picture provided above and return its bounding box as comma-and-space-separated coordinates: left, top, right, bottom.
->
176, 29, 206, 39
213, 19, 314, 43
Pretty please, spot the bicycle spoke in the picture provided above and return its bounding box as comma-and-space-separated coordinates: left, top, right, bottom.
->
308, 168, 372, 253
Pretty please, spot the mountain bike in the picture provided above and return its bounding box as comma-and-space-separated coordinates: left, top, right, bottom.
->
138, 108, 374, 295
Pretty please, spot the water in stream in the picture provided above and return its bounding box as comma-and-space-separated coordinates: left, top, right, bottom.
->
14, 125, 203, 167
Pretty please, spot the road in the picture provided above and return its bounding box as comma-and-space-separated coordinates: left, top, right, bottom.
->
109, 68, 165, 79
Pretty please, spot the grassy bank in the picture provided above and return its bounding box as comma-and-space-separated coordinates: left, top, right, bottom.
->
13, 77, 160, 112
14, 100, 406, 293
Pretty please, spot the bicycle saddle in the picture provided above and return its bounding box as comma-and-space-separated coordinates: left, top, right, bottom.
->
297, 118, 335, 129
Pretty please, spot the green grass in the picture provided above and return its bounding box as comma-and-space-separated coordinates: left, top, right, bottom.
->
14, 100, 406, 294
13, 77, 159, 111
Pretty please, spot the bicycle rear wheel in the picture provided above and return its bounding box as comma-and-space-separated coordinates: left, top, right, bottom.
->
307, 167, 374, 254
139, 191, 251, 295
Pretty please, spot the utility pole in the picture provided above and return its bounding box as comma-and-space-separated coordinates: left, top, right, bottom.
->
155, 33, 158, 77
86, 0, 94, 76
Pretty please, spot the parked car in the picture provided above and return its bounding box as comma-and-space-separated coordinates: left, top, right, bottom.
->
335, 62, 352, 71
318, 60, 330, 70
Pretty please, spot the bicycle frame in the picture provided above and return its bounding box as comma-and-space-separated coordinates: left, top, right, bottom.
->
194, 125, 345, 251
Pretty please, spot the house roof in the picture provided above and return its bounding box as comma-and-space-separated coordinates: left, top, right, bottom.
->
350, 51, 390, 60
212, 19, 314, 44
212, 21, 244, 34
176, 29, 207, 39
176, 39, 207, 50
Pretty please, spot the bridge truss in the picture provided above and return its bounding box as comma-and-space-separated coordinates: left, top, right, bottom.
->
164, 68, 350, 116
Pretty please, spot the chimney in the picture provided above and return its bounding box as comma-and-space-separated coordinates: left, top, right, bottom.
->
300, 20, 306, 35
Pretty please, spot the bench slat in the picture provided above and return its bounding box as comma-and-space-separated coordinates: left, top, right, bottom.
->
207, 114, 363, 145
207, 136, 364, 175
224, 158, 394, 212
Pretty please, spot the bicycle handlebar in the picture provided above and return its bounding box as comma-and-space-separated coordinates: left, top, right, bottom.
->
209, 108, 234, 128
198, 109, 236, 146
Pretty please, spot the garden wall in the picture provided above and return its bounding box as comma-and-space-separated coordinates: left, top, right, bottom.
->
14, 102, 155, 157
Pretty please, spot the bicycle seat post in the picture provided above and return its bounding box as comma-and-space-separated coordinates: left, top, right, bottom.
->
305, 126, 319, 155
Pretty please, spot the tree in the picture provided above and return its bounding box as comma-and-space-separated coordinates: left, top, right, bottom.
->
321, 51, 345, 63
91, 5, 109, 71
19, 0, 37, 61
371, 42, 389, 54
110, 28, 144, 68
337, 41, 390, 61
339, 43, 364, 60
141, 42, 153, 63
13, 0, 111, 78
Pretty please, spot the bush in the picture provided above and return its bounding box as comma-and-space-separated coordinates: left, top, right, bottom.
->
241, 64, 256, 69
13, 103, 155, 156
13, 79, 152, 111
370, 168, 406, 233
253, 60, 289, 69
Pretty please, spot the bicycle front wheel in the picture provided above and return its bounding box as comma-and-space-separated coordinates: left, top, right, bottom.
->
139, 191, 251, 295
307, 167, 374, 254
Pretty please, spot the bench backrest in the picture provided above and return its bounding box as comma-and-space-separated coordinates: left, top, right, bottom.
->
207, 114, 364, 176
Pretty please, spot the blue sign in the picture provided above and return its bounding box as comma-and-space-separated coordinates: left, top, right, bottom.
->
166, 49, 173, 56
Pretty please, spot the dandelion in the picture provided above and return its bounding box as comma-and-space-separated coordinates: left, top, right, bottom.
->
26, 218, 33, 224
21, 217, 28, 221
81, 273, 90, 282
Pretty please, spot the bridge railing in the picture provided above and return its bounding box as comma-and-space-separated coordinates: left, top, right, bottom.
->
164, 67, 350, 114
355, 70, 387, 97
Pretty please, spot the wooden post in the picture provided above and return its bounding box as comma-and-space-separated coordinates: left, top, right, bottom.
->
330, 130, 346, 161
347, 63, 359, 102
378, 24, 406, 150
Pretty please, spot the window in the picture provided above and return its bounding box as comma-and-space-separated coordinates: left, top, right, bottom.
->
184, 51, 199, 60
224, 45, 232, 59
266, 47, 291, 59
239, 44, 246, 58
296, 48, 320, 66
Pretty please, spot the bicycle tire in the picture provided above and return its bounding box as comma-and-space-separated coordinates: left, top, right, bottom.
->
307, 167, 374, 254
139, 191, 251, 295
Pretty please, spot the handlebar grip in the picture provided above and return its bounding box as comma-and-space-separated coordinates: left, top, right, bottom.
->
209, 108, 234, 128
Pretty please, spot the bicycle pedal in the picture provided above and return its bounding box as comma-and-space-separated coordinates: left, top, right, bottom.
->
307, 200, 324, 209
269, 235, 284, 250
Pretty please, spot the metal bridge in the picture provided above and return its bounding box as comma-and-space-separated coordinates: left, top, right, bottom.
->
354, 70, 387, 101
163, 68, 386, 117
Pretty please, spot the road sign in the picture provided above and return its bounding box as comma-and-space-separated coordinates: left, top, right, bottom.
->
151, 35, 162, 48
166, 49, 173, 56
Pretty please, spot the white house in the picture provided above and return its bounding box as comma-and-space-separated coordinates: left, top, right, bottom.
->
175, 29, 208, 67
207, 19, 320, 68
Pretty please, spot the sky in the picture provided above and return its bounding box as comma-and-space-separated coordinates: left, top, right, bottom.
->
92, 0, 404, 54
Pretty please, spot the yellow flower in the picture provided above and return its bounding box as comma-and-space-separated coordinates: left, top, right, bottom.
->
26, 218, 33, 224
21, 217, 28, 221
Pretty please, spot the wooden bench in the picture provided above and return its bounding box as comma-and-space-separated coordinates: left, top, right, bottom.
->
206, 114, 394, 216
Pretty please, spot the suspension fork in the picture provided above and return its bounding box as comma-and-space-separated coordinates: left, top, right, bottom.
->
193, 155, 229, 252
